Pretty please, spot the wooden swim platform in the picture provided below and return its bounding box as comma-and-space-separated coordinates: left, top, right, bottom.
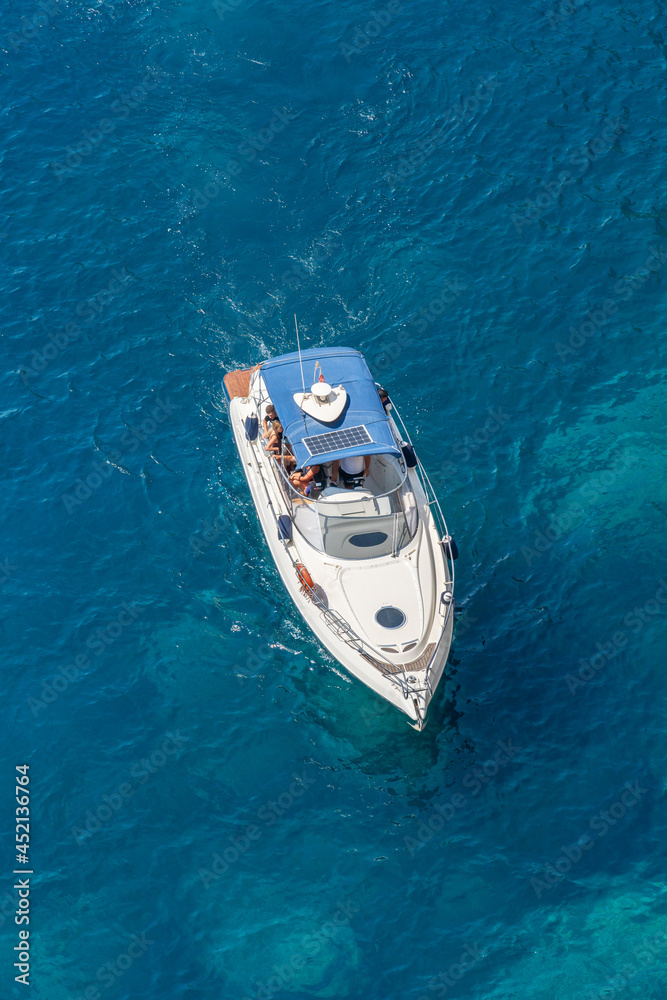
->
223, 364, 261, 401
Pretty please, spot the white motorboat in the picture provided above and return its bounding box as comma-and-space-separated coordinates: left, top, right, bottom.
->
223, 347, 457, 729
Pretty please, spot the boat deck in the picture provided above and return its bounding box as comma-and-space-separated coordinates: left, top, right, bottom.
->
224, 365, 260, 401
363, 642, 437, 675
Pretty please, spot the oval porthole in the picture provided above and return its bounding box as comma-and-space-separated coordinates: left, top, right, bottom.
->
349, 532, 388, 548
375, 606, 406, 629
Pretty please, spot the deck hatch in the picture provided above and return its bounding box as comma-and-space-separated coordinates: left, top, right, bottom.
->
303, 424, 372, 457
375, 606, 406, 629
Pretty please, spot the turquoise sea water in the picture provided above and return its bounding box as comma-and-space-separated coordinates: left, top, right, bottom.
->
2, 0, 667, 997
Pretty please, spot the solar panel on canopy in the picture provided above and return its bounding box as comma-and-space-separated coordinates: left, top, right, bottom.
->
258, 348, 401, 467
303, 424, 372, 457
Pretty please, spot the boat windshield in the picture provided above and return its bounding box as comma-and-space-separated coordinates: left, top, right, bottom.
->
269, 451, 418, 558
291, 480, 418, 558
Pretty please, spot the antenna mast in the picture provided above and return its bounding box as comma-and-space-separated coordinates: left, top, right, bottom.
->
294, 314, 306, 397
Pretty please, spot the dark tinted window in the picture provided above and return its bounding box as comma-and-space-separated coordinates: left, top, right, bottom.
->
349, 532, 389, 548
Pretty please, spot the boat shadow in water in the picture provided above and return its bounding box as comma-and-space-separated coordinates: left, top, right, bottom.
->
290, 644, 469, 780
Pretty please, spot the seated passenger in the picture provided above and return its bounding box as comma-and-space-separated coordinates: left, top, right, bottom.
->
378, 389, 392, 413
265, 420, 283, 454
262, 404, 278, 439
275, 440, 297, 472
332, 455, 371, 488
290, 465, 322, 495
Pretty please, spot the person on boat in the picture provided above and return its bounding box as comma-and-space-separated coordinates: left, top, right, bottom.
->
274, 439, 297, 472
264, 420, 284, 455
378, 388, 392, 413
262, 404, 278, 439
289, 464, 322, 495
332, 455, 371, 488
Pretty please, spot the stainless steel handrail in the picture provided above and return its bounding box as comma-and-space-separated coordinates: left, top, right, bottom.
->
382, 390, 456, 690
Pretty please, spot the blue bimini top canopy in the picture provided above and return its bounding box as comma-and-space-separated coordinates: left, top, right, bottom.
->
260, 347, 400, 469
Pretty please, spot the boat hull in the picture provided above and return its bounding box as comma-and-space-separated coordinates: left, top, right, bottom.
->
224, 366, 455, 728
